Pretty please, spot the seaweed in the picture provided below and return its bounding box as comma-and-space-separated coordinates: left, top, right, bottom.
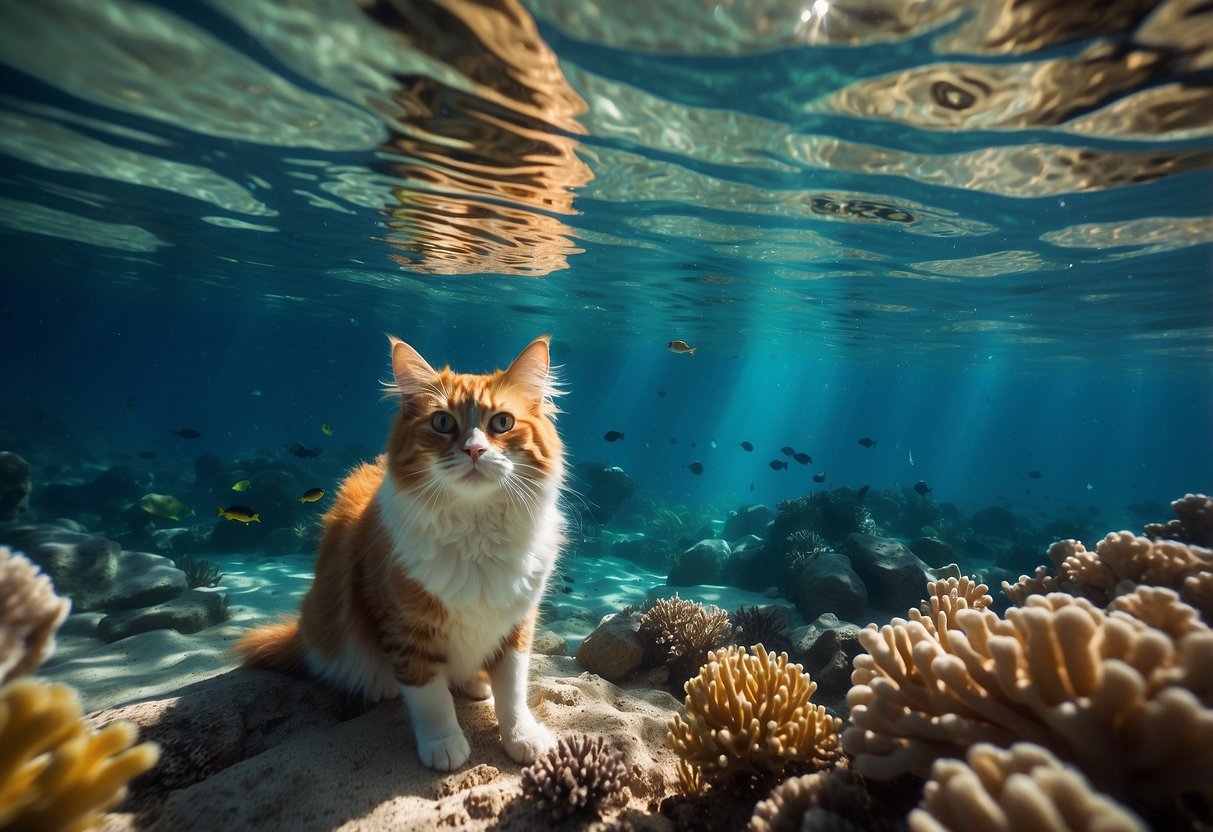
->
171, 554, 223, 588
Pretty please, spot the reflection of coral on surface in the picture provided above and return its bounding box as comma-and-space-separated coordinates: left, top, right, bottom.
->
843, 587, 1213, 806
909, 742, 1147, 832
667, 644, 841, 793
1, 545, 70, 685
519, 733, 627, 821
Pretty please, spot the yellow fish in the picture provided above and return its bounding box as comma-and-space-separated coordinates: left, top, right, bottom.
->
298, 488, 325, 503
321, 423, 334, 436
217, 505, 260, 523
231, 479, 252, 492
666, 339, 696, 356
140, 493, 194, 522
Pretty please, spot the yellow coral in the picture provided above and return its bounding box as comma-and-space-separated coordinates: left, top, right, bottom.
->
1, 546, 71, 685
909, 576, 991, 641
666, 643, 841, 792
842, 587, 1213, 805
909, 743, 1147, 832
0, 677, 160, 832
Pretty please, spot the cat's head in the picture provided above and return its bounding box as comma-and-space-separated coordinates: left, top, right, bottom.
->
383, 336, 564, 503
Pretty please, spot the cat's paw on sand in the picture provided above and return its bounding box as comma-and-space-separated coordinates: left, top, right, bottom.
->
461, 677, 493, 700
501, 720, 555, 764
417, 731, 471, 770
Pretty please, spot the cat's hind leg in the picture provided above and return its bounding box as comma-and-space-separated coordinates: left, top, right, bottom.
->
459, 669, 493, 700
400, 676, 470, 770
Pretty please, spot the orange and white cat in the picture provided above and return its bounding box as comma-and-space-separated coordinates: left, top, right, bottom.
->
235, 336, 565, 770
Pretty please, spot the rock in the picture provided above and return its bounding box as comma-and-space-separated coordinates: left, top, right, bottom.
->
970, 505, 1021, 538
574, 614, 644, 681
97, 589, 229, 642
843, 533, 933, 613
796, 552, 866, 621
722, 535, 780, 592
102, 550, 189, 611
609, 537, 669, 571
0, 451, 31, 521
149, 527, 202, 557
530, 629, 567, 657
722, 504, 772, 542
574, 463, 635, 525
789, 614, 865, 703
667, 538, 730, 586
909, 535, 954, 567
0, 524, 121, 611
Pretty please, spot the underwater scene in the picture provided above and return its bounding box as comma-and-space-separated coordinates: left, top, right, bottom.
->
1, 0, 1212, 829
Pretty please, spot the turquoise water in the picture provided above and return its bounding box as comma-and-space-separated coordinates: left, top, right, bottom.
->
2, 0, 1211, 532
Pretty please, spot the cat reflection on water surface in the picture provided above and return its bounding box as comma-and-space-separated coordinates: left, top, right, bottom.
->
235, 336, 565, 770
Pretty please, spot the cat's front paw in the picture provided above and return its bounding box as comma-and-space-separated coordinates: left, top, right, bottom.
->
501, 719, 555, 764
417, 731, 471, 771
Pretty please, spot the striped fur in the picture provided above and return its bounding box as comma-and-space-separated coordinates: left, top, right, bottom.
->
234, 336, 565, 769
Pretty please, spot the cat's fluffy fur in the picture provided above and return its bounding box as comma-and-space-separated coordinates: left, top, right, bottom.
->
234, 336, 565, 770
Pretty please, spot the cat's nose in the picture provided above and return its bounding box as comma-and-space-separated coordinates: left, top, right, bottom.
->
463, 427, 490, 463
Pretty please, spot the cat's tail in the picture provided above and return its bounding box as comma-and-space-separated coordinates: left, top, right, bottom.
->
232, 615, 307, 675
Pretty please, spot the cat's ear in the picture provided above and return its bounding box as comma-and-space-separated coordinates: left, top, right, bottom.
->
388, 335, 438, 398
503, 336, 556, 401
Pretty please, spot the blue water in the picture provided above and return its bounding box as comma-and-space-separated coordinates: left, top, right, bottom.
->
2, 0, 1211, 538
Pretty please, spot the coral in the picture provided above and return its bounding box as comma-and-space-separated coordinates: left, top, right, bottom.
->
170, 553, 224, 589
731, 605, 793, 653
1, 546, 70, 685
637, 594, 733, 679
908, 576, 991, 639
842, 587, 1213, 807
519, 733, 627, 821
748, 767, 870, 832
1144, 493, 1213, 546
667, 644, 841, 793
909, 743, 1147, 832
0, 677, 160, 832
771, 491, 868, 548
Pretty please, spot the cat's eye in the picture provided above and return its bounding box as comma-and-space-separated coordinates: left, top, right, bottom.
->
430, 412, 457, 434
489, 412, 515, 434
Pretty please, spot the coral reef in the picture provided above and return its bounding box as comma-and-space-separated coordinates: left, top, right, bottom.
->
638, 594, 733, 680
1, 546, 70, 685
667, 644, 841, 793
907, 576, 992, 637
748, 767, 870, 832
519, 733, 628, 821
0, 678, 161, 832
909, 743, 1147, 832
1143, 493, 1213, 546
842, 586, 1213, 808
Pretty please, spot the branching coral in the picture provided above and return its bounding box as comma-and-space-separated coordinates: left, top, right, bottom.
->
1143, 493, 1213, 546
748, 767, 870, 832
637, 594, 733, 678
0, 678, 160, 832
842, 587, 1213, 807
908, 576, 992, 638
909, 743, 1147, 832
667, 644, 841, 793
519, 734, 627, 821
1, 546, 70, 685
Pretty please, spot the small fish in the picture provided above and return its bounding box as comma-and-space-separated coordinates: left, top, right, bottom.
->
140, 493, 193, 522
749, 481, 754, 492
603, 431, 625, 442
669, 437, 678, 444
231, 480, 252, 492
792, 452, 812, 465
908, 450, 915, 467
136, 451, 157, 459
913, 480, 931, 499
858, 437, 876, 448
769, 460, 789, 470
781, 446, 796, 457
856, 484, 870, 500
666, 339, 696, 356
740, 441, 753, 452
126, 397, 136, 410
288, 443, 323, 458
171, 428, 202, 439
657, 390, 666, 398
299, 488, 325, 503
813, 473, 826, 483
709, 440, 717, 449
217, 504, 260, 523
321, 423, 334, 437
688, 461, 704, 475
1028, 470, 1042, 479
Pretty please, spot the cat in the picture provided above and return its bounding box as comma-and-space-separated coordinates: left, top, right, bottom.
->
234, 335, 565, 770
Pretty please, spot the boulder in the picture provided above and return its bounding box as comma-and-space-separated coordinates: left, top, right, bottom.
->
0, 451, 31, 521
102, 550, 189, 611
722, 504, 772, 543
609, 537, 669, 571
574, 463, 635, 525
909, 535, 954, 567
574, 614, 644, 681
721, 535, 780, 592
0, 524, 121, 611
843, 533, 932, 613
796, 551, 866, 621
530, 628, 568, 657
667, 538, 730, 586
789, 613, 865, 704
97, 589, 228, 642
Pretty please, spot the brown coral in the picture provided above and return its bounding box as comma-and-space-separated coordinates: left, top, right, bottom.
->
908, 576, 992, 639
1144, 493, 1213, 546
519, 733, 627, 821
0, 677, 160, 832
637, 593, 733, 677
1, 546, 71, 685
748, 767, 869, 832
909, 742, 1147, 832
842, 587, 1213, 806
667, 644, 841, 793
